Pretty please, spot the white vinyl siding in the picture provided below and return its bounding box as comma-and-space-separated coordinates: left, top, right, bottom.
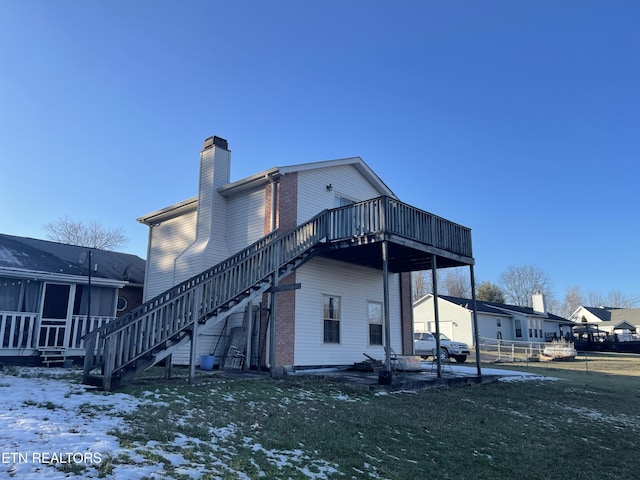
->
171, 311, 245, 365
296, 165, 382, 224
226, 188, 266, 250
144, 209, 197, 301
293, 257, 402, 366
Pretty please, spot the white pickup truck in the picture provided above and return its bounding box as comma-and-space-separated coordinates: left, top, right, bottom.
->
413, 332, 470, 363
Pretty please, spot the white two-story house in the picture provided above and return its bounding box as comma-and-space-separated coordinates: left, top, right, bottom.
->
83, 136, 476, 389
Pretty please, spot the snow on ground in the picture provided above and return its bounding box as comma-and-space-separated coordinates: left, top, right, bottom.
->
0, 367, 343, 479
0, 367, 150, 479
0, 364, 554, 479
419, 362, 554, 382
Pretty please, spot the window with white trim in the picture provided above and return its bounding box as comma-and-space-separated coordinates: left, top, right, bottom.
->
368, 301, 383, 346
515, 319, 523, 338
323, 295, 341, 343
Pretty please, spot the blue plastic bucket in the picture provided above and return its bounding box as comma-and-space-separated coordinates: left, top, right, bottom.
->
200, 355, 215, 370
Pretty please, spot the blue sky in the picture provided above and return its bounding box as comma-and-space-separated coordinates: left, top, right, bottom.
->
1, 1, 638, 302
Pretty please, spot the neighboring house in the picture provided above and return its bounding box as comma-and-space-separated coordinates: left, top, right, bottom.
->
0, 233, 145, 365
413, 293, 572, 345
569, 305, 640, 338
81, 135, 476, 390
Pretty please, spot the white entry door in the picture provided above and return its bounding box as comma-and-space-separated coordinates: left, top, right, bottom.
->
39, 284, 72, 348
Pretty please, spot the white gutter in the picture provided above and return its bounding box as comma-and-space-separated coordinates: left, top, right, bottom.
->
0, 267, 127, 288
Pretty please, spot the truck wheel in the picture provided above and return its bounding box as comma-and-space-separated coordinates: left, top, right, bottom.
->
439, 348, 449, 361
453, 355, 467, 363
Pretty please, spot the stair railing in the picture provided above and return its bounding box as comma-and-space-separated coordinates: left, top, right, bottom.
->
83, 209, 329, 383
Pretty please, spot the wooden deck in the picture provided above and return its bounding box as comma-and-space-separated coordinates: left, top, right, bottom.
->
82, 196, 474, 390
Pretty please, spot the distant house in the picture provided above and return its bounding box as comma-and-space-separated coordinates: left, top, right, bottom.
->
0, 233, 145, 365
413, 293, 572, 345
569, 305, 640, 338
81, 135, 477, 390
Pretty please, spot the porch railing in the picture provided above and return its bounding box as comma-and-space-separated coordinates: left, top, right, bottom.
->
0, 311, 115, 352
0, 311, 38, 350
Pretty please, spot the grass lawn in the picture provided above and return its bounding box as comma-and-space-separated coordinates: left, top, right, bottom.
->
99, 352, 640, 479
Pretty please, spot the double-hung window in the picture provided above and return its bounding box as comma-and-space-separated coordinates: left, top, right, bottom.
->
323, 295, 341, 343
515, 319, 523, 338
368, 301, 383, 346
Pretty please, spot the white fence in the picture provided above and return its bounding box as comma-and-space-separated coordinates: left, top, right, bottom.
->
477, 337, 549, 362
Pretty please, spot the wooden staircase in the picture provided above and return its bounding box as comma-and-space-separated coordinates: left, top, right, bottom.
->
82, 196, 474, 391
83, 210, 328, 390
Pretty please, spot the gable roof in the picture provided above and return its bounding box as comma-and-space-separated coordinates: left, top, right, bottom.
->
218, 157, 397, 199
0, 233, 145, 286
417, 294, 572, 324
573, 305, 640, 325
578, 306, 612, 322
141, 156, 399, 224
574, 320, 637, 332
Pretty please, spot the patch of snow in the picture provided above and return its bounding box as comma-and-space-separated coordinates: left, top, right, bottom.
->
0, 246, 24, 267
0, 368, 149, 479
1, 367, 347, 479
498, 375, 559, 383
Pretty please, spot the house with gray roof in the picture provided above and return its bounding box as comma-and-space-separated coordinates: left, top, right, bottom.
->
569, 305, 640, 338
0, 233, 145, 365
414, 293, 573, 346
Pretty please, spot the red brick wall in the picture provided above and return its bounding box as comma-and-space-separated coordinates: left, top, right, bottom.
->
258, 173, 298, 368
275, 172, 297, 366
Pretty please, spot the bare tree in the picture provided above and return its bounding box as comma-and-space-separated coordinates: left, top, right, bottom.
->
412, 271, 431, 302
476, 280, 505, 303
558, 285, 584, 319
586, 289, 640, 309
498, 264, 555, 308
44, 215, 128, 251
412, 268, 472, 301
440, 268, 471, 298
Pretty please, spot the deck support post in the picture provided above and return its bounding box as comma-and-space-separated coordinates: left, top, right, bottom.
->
269, 245, 280, 376
164, 354, 172, 379
188, 288, 202, 386
243, 302, 253, 371
432, 254, 442, 378
470, 265, 482, 376
382, 240, 392, 376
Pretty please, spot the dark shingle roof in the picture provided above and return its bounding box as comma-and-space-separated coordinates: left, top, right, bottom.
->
0, 233, 145, 285
581, 306, 612, 322
439, 295, 571, 323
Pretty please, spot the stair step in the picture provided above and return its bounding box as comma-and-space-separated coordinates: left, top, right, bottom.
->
83, 374, 105, 387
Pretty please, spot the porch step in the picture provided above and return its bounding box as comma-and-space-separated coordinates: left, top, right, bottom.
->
39, 349, 69, 367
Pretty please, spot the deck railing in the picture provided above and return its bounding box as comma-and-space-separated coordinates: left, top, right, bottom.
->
328, 196, 472, 257
83, 196, 472, 387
